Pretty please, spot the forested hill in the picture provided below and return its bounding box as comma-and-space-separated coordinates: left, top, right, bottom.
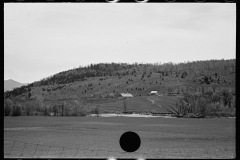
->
4, 59, 235, 100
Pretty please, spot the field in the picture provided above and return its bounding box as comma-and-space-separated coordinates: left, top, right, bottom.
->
4, 116, 235, 158
98, 95, 179, 113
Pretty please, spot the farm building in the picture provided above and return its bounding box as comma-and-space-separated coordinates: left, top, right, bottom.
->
150, 91, 158, 95
118, 93, 134, 99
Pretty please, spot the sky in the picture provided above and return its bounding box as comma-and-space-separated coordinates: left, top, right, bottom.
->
4, 3, 236, 84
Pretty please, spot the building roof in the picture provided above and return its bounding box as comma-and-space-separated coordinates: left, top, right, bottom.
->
150, 91, 158, 94
120, 93, 134, 97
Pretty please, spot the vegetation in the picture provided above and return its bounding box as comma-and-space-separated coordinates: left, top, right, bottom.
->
4, 59, 235, 98
92, 105, 100, 117
3, 97, 89, 117
123, 100, 127, 112
4, 59, 235, 118
166, 88, 235, 118
11, 103, 22, 116
4, 99, 13, 116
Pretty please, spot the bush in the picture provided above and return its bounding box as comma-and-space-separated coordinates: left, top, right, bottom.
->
35, 104, 42, 113
64, 103, 70, 116
4, 99, 13, 116
42, 104, 51, 116
211, 93, 221, 103
123, 100, 127, 112
209, 102, 222, 113
92, 105, 100, 116
71, 105, 79, 116
233, 98, 236, 108
173, 88, 235, 118
53, 104, 59, 116
221, 89, 233, 107
24, 103, 33, 116
11, 103, 22, 116
32, 111, 43, 116
78, 107, 87, 116
165, 98, 187, 117
204, 90, 213, 98
4, 104, 12, 116
197, 97, 208, 117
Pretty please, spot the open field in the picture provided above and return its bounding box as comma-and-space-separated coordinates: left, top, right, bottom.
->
4, 116, 235, 158
98, 95, 178, 113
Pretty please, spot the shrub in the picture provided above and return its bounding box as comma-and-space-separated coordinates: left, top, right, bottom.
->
123, 100, 127, 112
166, 98, 187, 117
209, 102, 221, 113
68, 101, 87, 117
204, 90, 213, 99
60, 103, 64, 116
42, 104, 51, 116
173, 88, 235, 118
192, 92, 202, 99
178, 98, 188, 116
24, 103, 33, 116
78, 107, 87, 117
4, 99, 13, 116
182, 91, 192, 104
71, 105, 79, 116
93, 105, 100, 116
64, 103, 70, 116
233, 98, 236, 108
221, 89, 233, 107
32, 111, 43, 116
11, 103, 22, 116
35, 103, 43, 113
53, 104, 59, 116
211, 93, 221, 103
197, 97, 208, 117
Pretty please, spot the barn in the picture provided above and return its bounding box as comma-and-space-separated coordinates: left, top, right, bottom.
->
118, 93, 134, 99
150, 91, 158, 95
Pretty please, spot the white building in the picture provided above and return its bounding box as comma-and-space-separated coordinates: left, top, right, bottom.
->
119, 93, 134, 99
150, 91, 158, 95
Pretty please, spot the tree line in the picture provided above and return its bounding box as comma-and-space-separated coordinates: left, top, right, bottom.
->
166, 88, 235, 118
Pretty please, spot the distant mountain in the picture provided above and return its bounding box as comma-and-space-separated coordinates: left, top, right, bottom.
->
4, 79, 27, 92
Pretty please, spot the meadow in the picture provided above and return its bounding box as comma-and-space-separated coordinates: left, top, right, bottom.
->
4, 116, 235, 158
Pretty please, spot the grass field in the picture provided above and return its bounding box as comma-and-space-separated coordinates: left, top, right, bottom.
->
4, 116, 235, 158
94, 95, 179, 113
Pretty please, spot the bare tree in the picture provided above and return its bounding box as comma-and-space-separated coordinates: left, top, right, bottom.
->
123, 100, 127, 112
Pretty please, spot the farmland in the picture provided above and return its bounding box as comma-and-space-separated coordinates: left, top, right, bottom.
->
4, 116, 235, 158
4, 60, 235, 118
97, 95, 179, 113
4, 60, 236, 158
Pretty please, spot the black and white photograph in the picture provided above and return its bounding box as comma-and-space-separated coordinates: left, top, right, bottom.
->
4, 2, 236, 159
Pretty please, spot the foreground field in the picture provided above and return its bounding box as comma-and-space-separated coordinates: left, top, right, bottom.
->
4, 116, 235, 158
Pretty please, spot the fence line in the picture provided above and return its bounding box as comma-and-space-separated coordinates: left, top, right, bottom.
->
5, 139, 233, 158
4, 139, 157, 158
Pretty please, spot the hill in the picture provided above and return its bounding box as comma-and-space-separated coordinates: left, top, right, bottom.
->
4, 59, 235, 114
4, 79, 27, 92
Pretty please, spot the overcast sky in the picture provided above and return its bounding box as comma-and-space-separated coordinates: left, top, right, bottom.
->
4, 3, 236, 84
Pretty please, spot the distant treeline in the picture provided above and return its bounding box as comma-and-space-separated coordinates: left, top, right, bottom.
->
167, 88, 235, 118
4, 59, 235, 99
4, 98, 99, 117
4, 88, 235, 118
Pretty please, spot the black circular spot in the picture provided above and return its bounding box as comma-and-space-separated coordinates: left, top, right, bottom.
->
119, 131, 141, 152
